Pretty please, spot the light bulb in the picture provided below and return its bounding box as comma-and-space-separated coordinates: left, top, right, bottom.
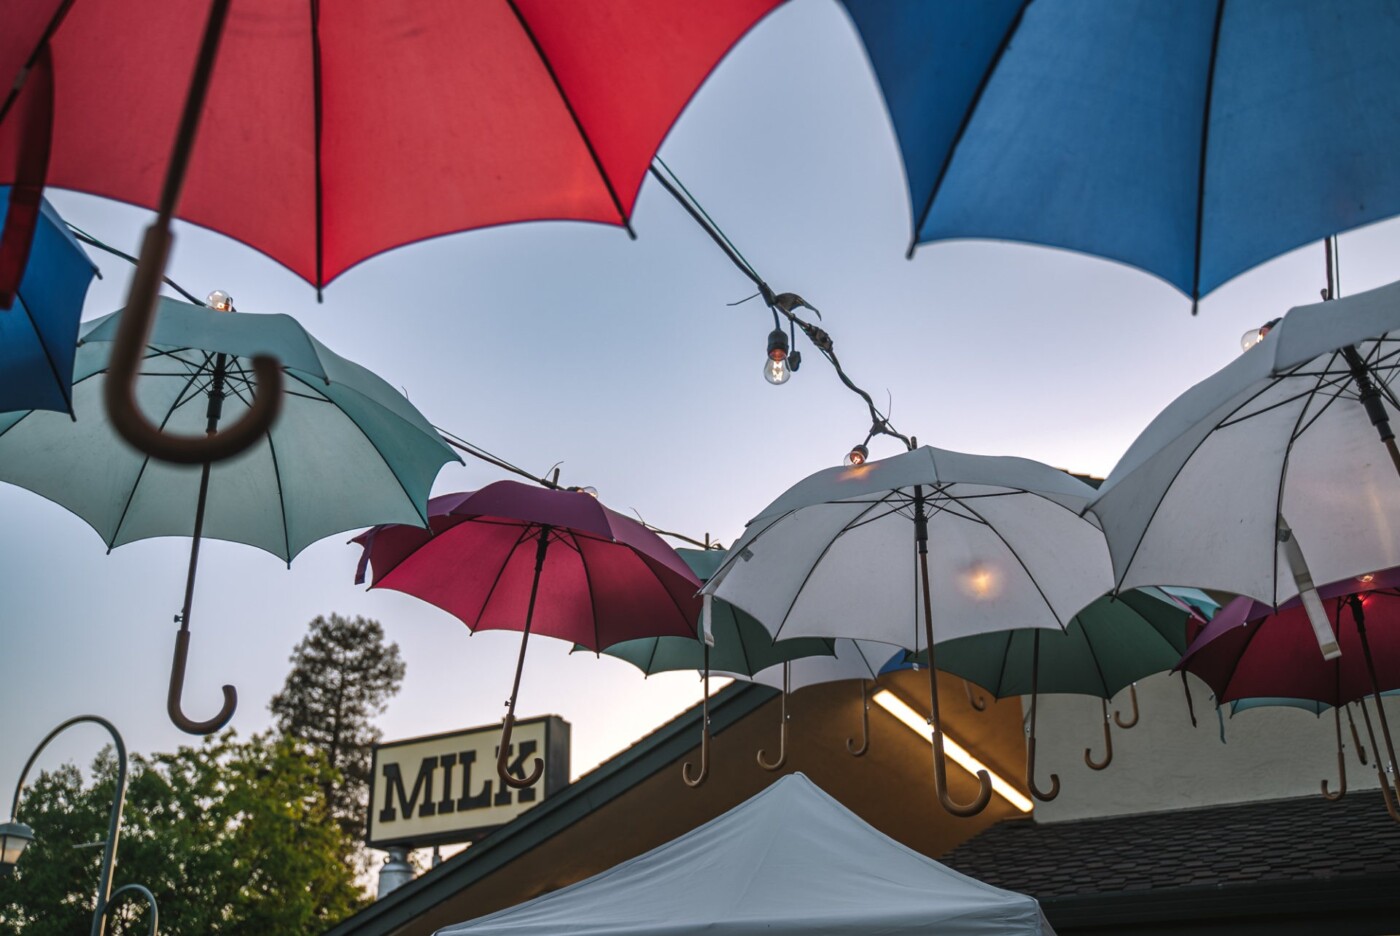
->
1359, 573, 1376, 584
844, 444, 869, 467
206, 290, 233, 312
1239, 328, 1264, 351
764, 357, 790, 385
580, 486, 599, 498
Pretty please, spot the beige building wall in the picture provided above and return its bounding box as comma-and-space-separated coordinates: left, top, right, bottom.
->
1028, 669, 1395, 822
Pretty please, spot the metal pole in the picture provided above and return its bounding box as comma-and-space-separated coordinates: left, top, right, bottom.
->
6, 716, 156, 936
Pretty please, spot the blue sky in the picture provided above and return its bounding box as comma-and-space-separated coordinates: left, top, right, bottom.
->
5, 0, 1400, 819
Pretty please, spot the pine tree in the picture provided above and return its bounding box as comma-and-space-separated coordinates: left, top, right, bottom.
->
269, 613, 406, 840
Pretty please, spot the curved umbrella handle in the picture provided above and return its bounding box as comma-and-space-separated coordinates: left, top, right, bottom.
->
964, 679, 988, 712
1113, 683, 1140, 729
846, 680, 870, 757
683, 659, 710, 787
1322, 705, 1347, 801
107, 226, 282, 465
1026, 638, 1058, 801
1357, 697, 1400, 822
1085, 700, 1114, 771
168, 628, 236, 735
498, 713, 545, 790
757, 676, 788, 772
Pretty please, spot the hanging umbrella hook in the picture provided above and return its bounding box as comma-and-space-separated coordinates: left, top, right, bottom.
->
1322, 705, 1347, 801
846, 680, 870, 757
497, 713, 545, 790
683, 655, 710, 787
1084, 699, 1114, 770
167, 628, 237, 735
497, 529, 550, 790
1027, 632, 1059, 801
1349, 599, 1400, 822
1113, 683, 1140, 729
757, 665, 789, 771
104, 0, 282, 466
964, 679, 988, 712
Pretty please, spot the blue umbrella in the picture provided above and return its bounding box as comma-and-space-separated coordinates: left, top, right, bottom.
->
841, 0, 1400, 305
0, 188, 97, 413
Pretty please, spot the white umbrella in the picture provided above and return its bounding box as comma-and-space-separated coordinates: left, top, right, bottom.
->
1088, 276, 1400, 658
706, 445, 1112, 816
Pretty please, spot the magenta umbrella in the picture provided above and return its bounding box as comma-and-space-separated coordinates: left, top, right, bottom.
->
354, 480, 701, 789
1178, 567, 1400, 820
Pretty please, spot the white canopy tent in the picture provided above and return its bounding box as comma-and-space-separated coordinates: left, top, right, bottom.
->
435, 773, 1054, 936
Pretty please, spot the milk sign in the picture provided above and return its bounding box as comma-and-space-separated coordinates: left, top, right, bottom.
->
366, 716, 570, 848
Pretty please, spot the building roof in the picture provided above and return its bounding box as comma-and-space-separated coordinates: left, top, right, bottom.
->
942, 790, 1400, 934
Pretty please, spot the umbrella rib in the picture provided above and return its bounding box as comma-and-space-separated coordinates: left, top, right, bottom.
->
1269, 353, 1336, 607
637, 551, 708, 645
772, 494, 895, 641
574, 532, 604, 653
504, 0, 635, 236
906, 0, 1032, 257
1075, 611, 1118, 699
264, 422, 293, 563
941, 488, 1071, 629
993, 628, 1016, 698
1215, 374, 1350, 430
283, 369, 427, 526
1188, 0, 1228, 307
471, 524, 538, 630
16, 291, 76, 414
108, 357, 215, 548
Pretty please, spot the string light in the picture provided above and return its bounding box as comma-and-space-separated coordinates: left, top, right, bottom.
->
844, 444, 869, 467
206, 290, 233, 312
764, 329, 791, 385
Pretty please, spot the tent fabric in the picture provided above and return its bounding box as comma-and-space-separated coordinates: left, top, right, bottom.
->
435, 773, 1053, 936
842, 0, 1400, 301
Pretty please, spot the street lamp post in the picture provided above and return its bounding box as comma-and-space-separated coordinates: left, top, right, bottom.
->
2, 715, 158, 935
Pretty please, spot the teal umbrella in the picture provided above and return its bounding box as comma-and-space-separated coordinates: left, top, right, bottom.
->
0, 295, 459, 734
588, 547, 835, 786
908, 587, 1210, 802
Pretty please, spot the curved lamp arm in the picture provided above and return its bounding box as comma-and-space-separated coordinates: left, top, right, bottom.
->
1085, 699, 1114, 771
9, 716, 136, 936
101, 884, 159, 936
104, 0, 281, 466
1113, 683, 1140, 729
1322, 705, 1347, 801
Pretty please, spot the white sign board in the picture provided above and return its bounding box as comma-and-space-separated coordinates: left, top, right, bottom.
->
367, 716, 569, 849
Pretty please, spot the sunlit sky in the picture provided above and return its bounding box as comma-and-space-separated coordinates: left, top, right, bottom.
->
5, 0, 1400, 823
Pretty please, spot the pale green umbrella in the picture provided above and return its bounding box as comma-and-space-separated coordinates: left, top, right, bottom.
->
0, 295, 459, 734
586, 547, 834, 786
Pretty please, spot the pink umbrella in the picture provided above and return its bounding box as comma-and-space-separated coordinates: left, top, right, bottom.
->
354, 480, 701, 789
1178, 567, 1400, 820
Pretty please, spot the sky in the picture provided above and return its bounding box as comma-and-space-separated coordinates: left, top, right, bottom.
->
5, 0, 1400, 836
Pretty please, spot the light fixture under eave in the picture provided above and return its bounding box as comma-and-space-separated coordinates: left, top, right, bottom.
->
0, 821, 35, 876
872, 690, 1032, 814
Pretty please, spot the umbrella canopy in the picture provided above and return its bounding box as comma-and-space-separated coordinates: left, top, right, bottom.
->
0, 294, 458, 734
736, 639, 902, 693
0, 296, 458, 561
1089, 277, 1400, 607
596, 548, 834, 679
707, 445, 1111, 651
705, 445, 1111, 815
355, 481, 702, 789
840, 0, 1400, 303
0, 1, 780, 289
0, 188, 95, 413
435, 773, 1055, 936
355, 482, 701, 651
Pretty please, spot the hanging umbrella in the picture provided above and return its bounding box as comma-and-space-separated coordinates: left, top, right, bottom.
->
588, 547, 834, 787
0, 294, 459, 734
902, 587, 1208, 801
724, 639, 903, 771
839, 0, 1400, 307
1089, 276, 1400, 656
705, 444, 1112, 816
1179, 567, 1400, 820
0, 1, 781, 466
1227, 696, 1377, 802
0, 187, 96, 413
354, 480, 702, 789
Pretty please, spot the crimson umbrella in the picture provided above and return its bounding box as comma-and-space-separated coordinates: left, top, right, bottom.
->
354, 480, 702, 789
1179, 567, 1400, 820
0, 0, 781, 465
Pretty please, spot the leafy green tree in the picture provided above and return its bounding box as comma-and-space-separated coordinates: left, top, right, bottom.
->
0, 733, 367, 935
270, 613, 406, 839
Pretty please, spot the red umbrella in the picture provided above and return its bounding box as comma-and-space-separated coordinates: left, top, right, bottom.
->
354, 480, 701, 788
1179, 567, 1400, 821
0, 0, 780, 464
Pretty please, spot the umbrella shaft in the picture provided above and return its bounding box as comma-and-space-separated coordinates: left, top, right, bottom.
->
178, 461, 213, 634
505, 528, 552, 719
205, 352, 227, 432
